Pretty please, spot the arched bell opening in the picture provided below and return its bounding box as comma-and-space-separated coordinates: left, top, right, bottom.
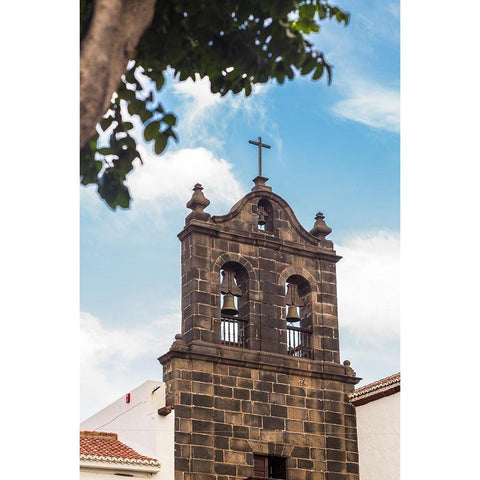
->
257, 198, 273, 232
285, 275, 313, 358
219, 261, 249, 347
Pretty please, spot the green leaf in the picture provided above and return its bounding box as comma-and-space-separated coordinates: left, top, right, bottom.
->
150, 70, 165, 91
97, 147, 112, 156
165, 127, 179, 142
127, 99, 145, 116
98, 170, 131, 210
301, 57, 316, 75
100, 116, 113, 132
312, 64, 324, 80
116, 185, 131, 209
138, 108, 153, 123
162, 113, 176, 127
144, 121, 161, 142
154, 134, 168, 155
122, 121, 134, 131
115, 152, 136, 175
120, 89, 137, 103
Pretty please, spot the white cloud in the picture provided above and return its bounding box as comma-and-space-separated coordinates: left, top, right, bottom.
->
336, 230, 400, 339
173, 75, 222, 119
171, 74, 277, 151
80, 146, 246, 240
312, 0, 399, 132
331, 83, 400, 132
129, 146, 245, 211
80, 311, 179, 420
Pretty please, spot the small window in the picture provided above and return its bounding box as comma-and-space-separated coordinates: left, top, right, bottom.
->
254, 455, 287, 480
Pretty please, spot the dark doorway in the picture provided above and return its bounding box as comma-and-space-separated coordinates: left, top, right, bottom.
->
253, 455, 287, 480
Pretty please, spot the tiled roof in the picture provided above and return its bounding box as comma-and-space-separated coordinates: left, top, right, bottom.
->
349, 372, 400, 406
80, 431, 160, 467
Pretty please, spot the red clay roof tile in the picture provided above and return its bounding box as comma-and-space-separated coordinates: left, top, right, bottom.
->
349, 372, 400, 406
80, 431, 159, 465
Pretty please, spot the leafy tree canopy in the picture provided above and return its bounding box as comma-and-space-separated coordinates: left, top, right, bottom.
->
80, 0, 349, 210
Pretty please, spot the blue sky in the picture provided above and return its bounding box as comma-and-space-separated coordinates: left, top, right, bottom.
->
80, 0, 400, 419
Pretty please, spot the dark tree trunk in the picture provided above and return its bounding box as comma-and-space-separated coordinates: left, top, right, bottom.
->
80, 0, 156, 147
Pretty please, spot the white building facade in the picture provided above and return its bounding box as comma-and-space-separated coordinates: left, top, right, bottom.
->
81, 380, 174, 479
350, 373, 400, 480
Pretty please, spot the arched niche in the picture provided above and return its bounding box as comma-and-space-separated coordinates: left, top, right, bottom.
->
257, 198, 274, 232
219, 261, 249, 347
285, 274, 313, 358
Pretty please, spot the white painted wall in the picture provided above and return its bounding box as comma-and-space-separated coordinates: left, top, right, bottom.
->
81, 380, 175, 480
80, 464, 157, 479
356, 392, 400, 480
81, 470, 147, 479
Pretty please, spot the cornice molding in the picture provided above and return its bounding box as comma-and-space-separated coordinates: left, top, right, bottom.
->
159, 341, 360, 385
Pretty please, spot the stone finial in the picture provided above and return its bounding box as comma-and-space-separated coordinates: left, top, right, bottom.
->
309, 211, 332, 238
186, 183, 210, 212
170, 333, 188, 352
343, 359, 356, 376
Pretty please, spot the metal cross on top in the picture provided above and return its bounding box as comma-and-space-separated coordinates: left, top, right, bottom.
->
248, 136, 271, 177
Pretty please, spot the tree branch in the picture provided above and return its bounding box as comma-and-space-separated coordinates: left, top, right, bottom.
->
80, 0, 156, 147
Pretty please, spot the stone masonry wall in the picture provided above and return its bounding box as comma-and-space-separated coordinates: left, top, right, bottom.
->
161, 351, 359, 480
178, 190, 342, 363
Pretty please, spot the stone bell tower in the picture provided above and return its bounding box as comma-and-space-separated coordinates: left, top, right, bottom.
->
159, 173, 361, 480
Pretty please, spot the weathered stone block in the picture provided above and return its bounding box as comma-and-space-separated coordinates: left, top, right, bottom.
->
191, 459, 214, 474
325, 411, 343, 425
192, 446, 214, 460
326, 461, 346, 473
298, 459, 314, 469
292, 446, 311, 459
214, 464, 236, 476
234, 388, 250, 400
193, 394, 214, 407
251, 390, 268, 402
192, 420, 213, 434
252, 403, 270, 416
346, 463, 359, 474
214, 385, 233, 397
192, 434, 213, 447
273, 383, 289, 394
233, 426, 249, 439
263, 416, 285, 430
213, 423, 233, 437
326, 449, 346, 462
271, 404, 287, 417
223, 450, 246, 464
214, 397, 240, 411
192, 371, 213, 383
288, 396, 306, 408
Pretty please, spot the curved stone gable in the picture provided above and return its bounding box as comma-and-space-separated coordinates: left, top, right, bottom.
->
210, 190, 329, 249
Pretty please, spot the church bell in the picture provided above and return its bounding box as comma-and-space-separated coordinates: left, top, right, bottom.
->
221, 293, 239, 316
257, 213, 266, 226
286, 304, 301, 322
